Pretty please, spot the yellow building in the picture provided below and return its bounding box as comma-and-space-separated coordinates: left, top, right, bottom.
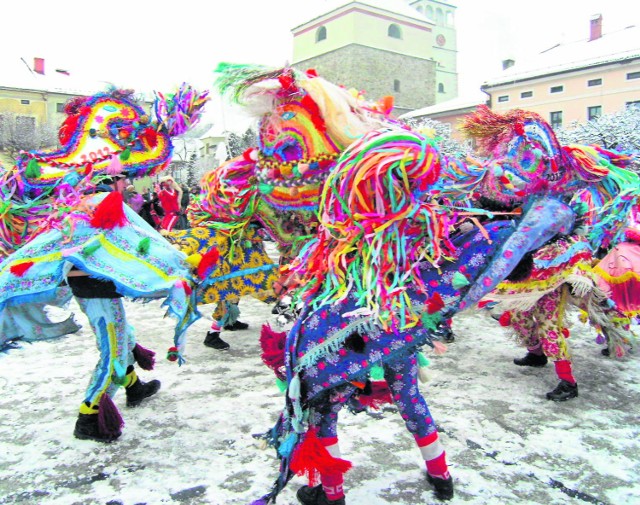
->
482, 16, 640, 128
291, 0, 459, 115
0, 57, 103, 156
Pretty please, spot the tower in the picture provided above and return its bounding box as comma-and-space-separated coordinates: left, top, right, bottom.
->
291, 1, 439, 115
407, 0, 458, 103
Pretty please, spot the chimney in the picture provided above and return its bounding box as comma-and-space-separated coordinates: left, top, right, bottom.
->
502, 59, 515, 70
589, 14, 602, 41
34, 57, 45, 75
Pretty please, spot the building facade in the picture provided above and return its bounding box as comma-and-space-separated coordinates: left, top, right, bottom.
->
482, 17, 640, 129
291, 0, 459, 115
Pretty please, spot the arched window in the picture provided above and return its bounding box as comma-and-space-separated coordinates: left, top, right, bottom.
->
426, 6, 434, 20
316, 26, 327, 42
394, 79, 401, 92
388, 24, 402, 39
436, 8, 444, 24
416, 5, 423, 13
438, 83, 445, 93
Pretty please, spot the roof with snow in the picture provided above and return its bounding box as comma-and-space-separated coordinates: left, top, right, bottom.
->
483, 24, 640, 88
0, 56, 106, 96
399, 91, 488, 119
292, 0, 431, 30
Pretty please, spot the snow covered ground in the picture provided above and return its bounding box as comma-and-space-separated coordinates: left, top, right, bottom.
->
1, 291, 639, 505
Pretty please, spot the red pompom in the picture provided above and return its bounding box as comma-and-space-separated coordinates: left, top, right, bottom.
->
10, 261, 34, 277
561, 328, 570, 338
197, 247, 220, 279
305, 68, 318, 78
426, 292, 445, 314
498, 311, 512, 327
90, 191, 128, 229
167, 346, 179, 362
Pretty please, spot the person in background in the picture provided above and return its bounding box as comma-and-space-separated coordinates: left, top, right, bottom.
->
158, 176, 187, 231
125, 184, 145, 214
139, 187, 163, 230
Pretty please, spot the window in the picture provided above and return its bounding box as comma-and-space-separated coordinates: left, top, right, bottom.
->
426, 6, 434, 20
438, 83, 445, 93
587, 106, 602, 121
550, 111, 563, 129
626, 71, 640, 80
497, 95, 509, 103
520, 91, 533, 99
550, 85, 564, 94
316, 26, 327, 42
56, 103, 65, 113
388, 24, 402, 39
394, 79, 401, 92
20, 99, 30, 105
627, 100, 640, 110
587, 78, 602, 87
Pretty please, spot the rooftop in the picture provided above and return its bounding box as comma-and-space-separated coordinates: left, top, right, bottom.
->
0, 55, 107, 96
399, 91, 488, 119
483, 23, 640, 87
292, 0, 431, 31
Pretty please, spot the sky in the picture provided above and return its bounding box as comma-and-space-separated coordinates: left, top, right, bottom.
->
3, 0, 639, 131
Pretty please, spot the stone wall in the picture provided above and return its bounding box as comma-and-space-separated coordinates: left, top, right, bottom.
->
294, 44, 435, 115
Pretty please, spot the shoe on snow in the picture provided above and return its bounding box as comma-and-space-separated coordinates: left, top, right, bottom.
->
223, 320, 249, 331
427, 473, 454, 501
296, 484, 346, 505
513, 352, 548, 367
203, 331, 230, 350
546, 380, 578, 401
126, 378, 161, 407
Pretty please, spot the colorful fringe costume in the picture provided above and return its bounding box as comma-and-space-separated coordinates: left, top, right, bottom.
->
246, 95, 639, 500
451, 106, 639, 396
594, 209, 640, 320
0, 85, 208, 441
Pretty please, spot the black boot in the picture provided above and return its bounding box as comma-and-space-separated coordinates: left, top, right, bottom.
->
513, 352, 548, 367
125, 377, 161, 407
297, 485, 345, 505
427, 474, 454, 501
223, 320, 249, 331
73, 413, 120, 443
601, 347, 611, 357
546, 380, 578, 401
203, 331, 230, 350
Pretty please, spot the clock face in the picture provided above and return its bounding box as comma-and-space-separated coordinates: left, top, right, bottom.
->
436, 34, 446, 46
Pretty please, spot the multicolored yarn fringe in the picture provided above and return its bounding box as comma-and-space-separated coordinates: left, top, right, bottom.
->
289, 128, 455, 329
153, 83, 209, 137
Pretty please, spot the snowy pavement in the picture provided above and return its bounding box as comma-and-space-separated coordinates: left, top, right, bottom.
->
1, 294, 639, 505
